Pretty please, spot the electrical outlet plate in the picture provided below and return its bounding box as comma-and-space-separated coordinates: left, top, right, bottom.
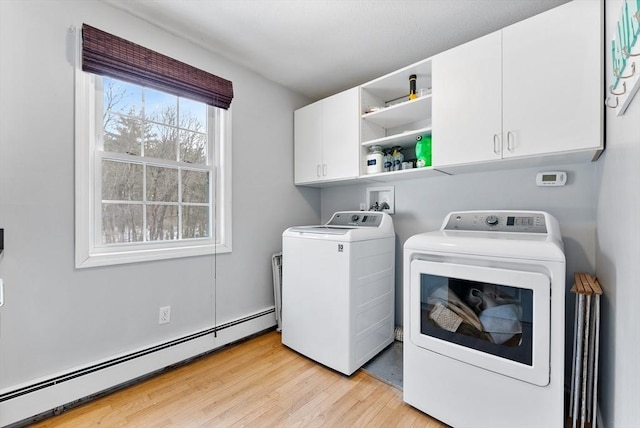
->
159, 306, 171, 324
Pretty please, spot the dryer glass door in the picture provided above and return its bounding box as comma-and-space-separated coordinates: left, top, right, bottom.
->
410, 260, 550, 386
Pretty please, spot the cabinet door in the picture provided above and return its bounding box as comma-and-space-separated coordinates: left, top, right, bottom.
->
321, 87, 360, 180
502, 0, 602, 158
294, 101, 323, 184
432, 31, 502, 167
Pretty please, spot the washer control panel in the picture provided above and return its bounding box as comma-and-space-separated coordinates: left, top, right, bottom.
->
444, 211, 547, 233
328, 211, 383, 227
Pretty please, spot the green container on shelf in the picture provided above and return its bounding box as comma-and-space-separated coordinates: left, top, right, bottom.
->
415, 134, 432, 167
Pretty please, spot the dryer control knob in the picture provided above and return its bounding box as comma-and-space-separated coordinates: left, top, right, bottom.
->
351, 214, 360, 222
486, 215, 499, 226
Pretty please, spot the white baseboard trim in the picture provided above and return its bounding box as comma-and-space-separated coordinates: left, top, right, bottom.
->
0, 308, 276, 427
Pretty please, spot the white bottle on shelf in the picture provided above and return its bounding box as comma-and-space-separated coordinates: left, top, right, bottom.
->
366, 145, 384, 174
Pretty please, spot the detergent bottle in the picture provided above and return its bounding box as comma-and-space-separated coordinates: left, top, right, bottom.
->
415, 134, 432, 167
383, 148, 393, 172
391, 146, 404, 171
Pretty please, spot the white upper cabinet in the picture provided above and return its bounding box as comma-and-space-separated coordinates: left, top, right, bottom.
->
322, 89, 360, 180
294, 101, 323, 184
501, 0, 602, 159
432, 32, 502, 166
294, 87, 360, 185
433, 0, 603, 169
293, 0, 604, 186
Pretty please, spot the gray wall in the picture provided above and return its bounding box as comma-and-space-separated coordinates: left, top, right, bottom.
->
321, 162, 597, 327
596, 1, 640, 427
0, 0, 320, 390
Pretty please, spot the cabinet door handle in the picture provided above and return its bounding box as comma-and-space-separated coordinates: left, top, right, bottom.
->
493, 134, 501, 155
506, 131, 515, 152
322, 164, 327, 176
316, 164, 321, 177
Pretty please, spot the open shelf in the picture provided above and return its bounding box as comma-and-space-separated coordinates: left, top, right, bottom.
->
362, 126, 432, 147
360, 165, 446, 182
361, 95, 432, 129
361, 57, 432, 102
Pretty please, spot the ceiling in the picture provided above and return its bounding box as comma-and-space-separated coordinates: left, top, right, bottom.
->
101, 0, 569, 101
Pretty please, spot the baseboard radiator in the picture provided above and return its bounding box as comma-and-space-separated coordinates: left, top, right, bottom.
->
0, 308, 276, 427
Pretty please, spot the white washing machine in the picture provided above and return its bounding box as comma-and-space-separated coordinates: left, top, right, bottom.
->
282, 211, 395, 375
403, 211, 566, 428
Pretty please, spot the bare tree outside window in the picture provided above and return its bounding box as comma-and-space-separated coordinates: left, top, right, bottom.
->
100, 77, 211, 245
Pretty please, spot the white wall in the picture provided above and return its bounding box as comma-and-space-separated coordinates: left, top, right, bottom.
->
595, 1, 640, 427
0, 0, 319, 413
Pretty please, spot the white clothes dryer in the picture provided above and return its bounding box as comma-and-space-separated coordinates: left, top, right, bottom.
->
282, 211, 395, 375
403, 211, 566, 428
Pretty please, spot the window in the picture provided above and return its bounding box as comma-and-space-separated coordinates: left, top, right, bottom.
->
75, 26, 232, 268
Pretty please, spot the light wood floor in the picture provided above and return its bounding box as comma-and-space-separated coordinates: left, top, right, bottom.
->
31, 330, 447, 427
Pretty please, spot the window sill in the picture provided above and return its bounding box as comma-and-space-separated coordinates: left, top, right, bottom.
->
75, 242, 231, 269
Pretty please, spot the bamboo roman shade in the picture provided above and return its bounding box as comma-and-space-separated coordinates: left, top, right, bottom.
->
82, 24, 233, 109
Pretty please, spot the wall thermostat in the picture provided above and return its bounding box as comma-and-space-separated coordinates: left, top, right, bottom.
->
536, 171, 567, 186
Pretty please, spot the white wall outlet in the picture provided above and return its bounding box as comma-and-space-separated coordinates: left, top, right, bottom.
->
159, 306, 171, 324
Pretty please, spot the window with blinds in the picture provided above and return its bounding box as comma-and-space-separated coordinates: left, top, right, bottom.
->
75, 25, 233, 268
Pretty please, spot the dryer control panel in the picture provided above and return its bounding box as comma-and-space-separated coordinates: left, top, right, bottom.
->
444, 211, 547, 233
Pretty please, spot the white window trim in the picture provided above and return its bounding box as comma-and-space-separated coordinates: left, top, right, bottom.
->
74, 42, 232, 268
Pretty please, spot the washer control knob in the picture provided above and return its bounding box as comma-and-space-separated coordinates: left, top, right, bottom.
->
351, 214, 360, 222
485, 215, 499, 226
